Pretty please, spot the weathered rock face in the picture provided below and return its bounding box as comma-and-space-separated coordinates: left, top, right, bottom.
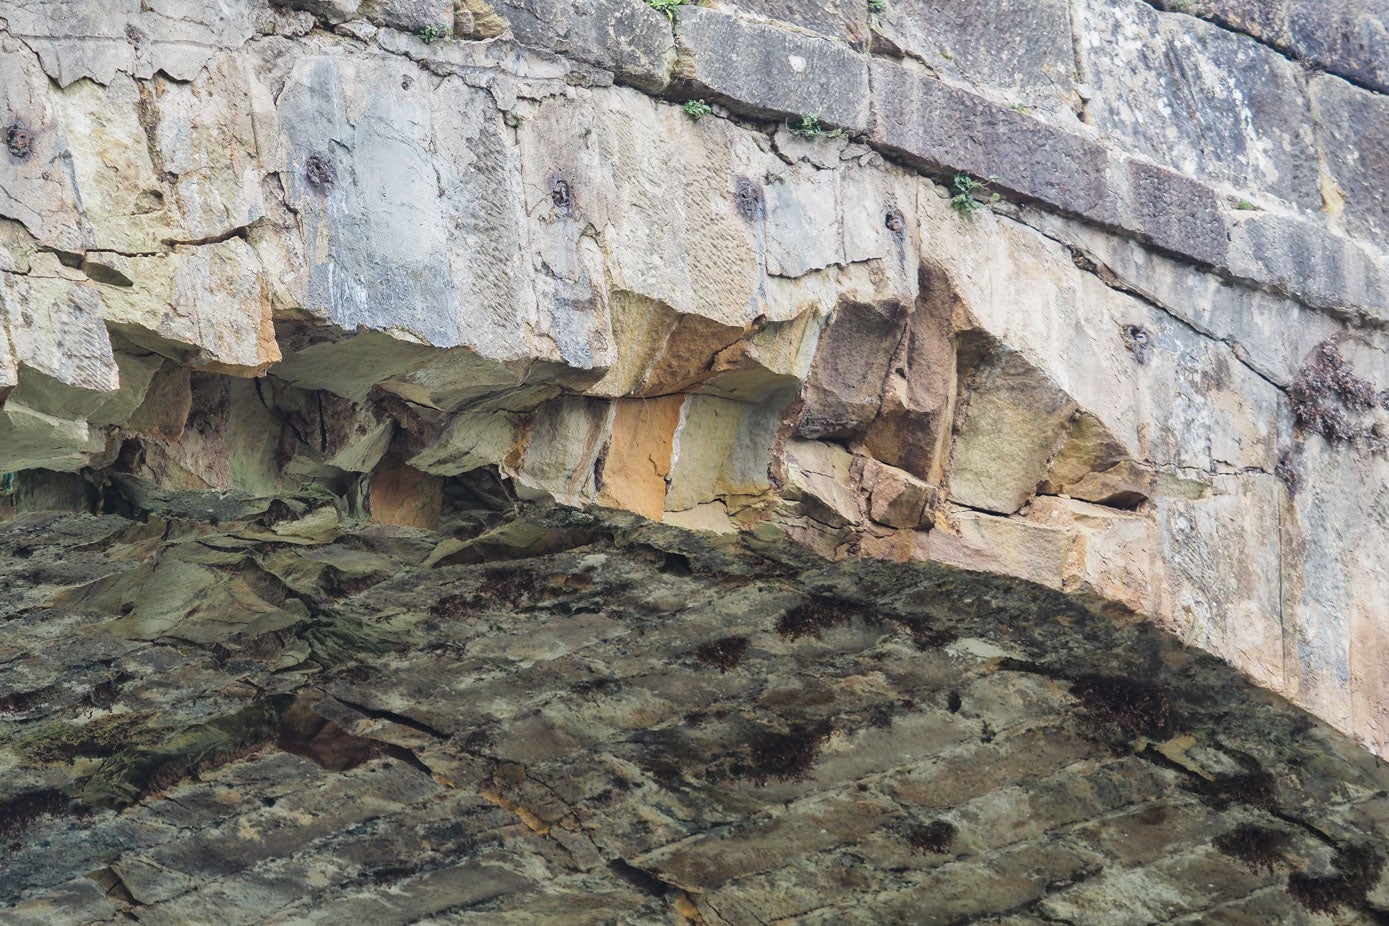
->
4, 503, 1389, 924
2, 0, 1389, 878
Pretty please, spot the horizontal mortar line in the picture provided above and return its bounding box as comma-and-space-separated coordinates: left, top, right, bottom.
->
856, 71, 1389, 329
1004, 210, 1299, 394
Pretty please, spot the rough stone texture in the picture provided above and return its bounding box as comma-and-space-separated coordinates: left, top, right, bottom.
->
484, 0, 675, 92
675, 7, 870, 132
3, 504, 1389, 924
870, 60, 1114, 224
1154, 0, 1389, 96
1312, 74, 1389, 240
873, 0, 1078, 114
1079, 0, 1322, 210
359, 0, 453, 34
3, 0, 1389, 902
730, 0, 869, 46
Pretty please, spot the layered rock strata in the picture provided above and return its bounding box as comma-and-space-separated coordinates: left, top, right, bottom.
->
1, 0, 1389, 762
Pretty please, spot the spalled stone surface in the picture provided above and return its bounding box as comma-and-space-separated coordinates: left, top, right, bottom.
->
733, 0, 869, 45
2, 0, 1389, 884
871, 60, 1112, 220
1312, 74, 1389, 240
0, 0, 259, 87
359, 0, 453, 34
2, 504, 1389, 924
1156, 0, 1389, 96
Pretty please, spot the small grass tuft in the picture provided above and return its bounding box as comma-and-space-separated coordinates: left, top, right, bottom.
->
949, 173, 999, 216
868, 0, 888, 12
644, 0, 695, 20
419, 24, 448, 44
683, 99, 713, 121
789, 114, 846, 140
1235, 198, 1257, 210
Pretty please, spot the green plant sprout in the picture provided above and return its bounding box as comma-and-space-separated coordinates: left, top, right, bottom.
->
645, 0, 695, 20
683, 99, 713, 121
789, 114, 845, 140
949, 173, 1000, 216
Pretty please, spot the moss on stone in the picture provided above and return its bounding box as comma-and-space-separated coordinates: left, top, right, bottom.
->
16, 712, 160, 765
77, 696, 294, 809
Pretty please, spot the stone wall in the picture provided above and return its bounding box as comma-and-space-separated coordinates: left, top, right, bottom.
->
2, 0, 1389, 754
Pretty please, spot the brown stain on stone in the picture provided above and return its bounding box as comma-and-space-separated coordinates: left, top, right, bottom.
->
1287, 844, 1384, 915
0, 789, 75, 840
776, 595, 864, 640
692, 636, 750, 673
907, 819, 957, 854
639, 315, 751, 397
1214, 823, 1289, 873
1069, 674, 1172, 737
480, 788, 552, 835
369, 453, 443, 529
276, 693, 388, 773
745, 720, 834, 783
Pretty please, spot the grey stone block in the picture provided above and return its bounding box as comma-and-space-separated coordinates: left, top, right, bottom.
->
1116, 159, 1229, 269
872, 0, 1076, 108
1152, 0, 1389, 96
360, 0, 452, 33
1287, 0, 1389, 94
490, 0, 675, 92
1312, 74, 1389, 241
1078, 0, 1320, 211
726, 0, 870, 47
869, 59, 1113, 222
273, 0, 362, 23
675, 7, 870, 132
1227, 213, 1389, 323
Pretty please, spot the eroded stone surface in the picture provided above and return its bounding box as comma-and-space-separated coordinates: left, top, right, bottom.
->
1, 0, 1389, 816
1, 504, 1388, 924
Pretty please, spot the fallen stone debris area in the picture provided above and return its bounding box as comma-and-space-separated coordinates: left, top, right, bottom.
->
1, 496, 1388, 924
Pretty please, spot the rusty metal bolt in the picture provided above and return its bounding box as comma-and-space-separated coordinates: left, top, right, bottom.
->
305, 153, 336, 191
550, 178, 572, 212
1121, 323, 1152, 365
734, 177, 764, 222
6, 122, 33, 160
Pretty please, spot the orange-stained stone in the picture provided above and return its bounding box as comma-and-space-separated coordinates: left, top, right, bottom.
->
369, 453, 443, 529
597, 396, 686, 520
